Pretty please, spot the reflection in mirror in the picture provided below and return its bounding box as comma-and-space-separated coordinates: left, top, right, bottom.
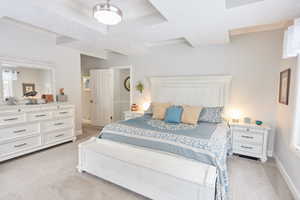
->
1, 66, 53, 104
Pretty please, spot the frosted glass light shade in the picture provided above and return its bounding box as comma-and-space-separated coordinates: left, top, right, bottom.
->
93, 4, 123, 25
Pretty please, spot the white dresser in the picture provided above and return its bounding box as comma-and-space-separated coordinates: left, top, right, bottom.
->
230, 122, 270, 162
0, 103, 76, 162
123, 111, 144, 120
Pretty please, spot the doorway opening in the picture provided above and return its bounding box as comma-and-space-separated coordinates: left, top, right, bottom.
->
80, 54, 131, 130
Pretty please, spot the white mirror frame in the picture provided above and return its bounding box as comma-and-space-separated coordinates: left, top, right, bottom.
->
0, 55, 56, 104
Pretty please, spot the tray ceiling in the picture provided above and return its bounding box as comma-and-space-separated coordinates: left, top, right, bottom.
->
0, 0, 299, 58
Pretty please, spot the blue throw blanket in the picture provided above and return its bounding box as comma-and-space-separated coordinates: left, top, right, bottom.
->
99, 115, 231, 200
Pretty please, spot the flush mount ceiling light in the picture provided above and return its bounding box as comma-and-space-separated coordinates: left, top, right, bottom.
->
93, 0, 123, 26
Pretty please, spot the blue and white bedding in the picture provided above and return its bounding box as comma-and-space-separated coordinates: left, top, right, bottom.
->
99, 114, 231, 200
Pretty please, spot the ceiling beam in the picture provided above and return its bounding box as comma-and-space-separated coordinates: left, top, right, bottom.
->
230, 20, 294, 36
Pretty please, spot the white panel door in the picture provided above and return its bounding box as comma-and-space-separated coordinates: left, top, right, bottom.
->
90, 69, 113, 126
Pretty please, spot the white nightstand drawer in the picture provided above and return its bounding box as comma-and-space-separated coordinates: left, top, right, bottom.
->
27, 111, 52, 122
0, 136, 41, 156
0, 123, 39, 141
233, 143, 262, 155
41, 118, 73, 132
232, 126, 265, 134
0, 114, 26, 126
233, 131, 263, 144
44, 129, 73, 145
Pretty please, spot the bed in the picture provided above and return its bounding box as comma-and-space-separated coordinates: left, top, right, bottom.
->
78, 75, 232, 200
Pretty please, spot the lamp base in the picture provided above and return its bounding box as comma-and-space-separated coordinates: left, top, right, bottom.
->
232, 119, 240, 123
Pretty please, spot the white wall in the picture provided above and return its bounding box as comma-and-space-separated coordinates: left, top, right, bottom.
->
100, 30, 283, 154
275, 56, 300, 198
113, 68, 130, 121
0, 19, 82, 133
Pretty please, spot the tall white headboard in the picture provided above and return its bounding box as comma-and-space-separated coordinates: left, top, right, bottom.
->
149, 75, 232, 109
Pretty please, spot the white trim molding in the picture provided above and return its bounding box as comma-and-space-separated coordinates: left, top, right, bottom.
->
274, 155, 300, 200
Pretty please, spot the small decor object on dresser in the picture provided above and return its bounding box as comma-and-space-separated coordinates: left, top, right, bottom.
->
230, 122, 271, 162
255, 120, 263, 126
42, 94, 54, 103
243, 117, 251, 124
56, 88, 68, 102
131, 104, 139, 111
279, 68, 291, 105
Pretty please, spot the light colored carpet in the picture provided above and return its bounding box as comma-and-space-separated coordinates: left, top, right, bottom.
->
0, 126, 294, 200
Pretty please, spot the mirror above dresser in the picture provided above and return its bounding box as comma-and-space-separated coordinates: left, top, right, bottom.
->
0, 56, 55, 105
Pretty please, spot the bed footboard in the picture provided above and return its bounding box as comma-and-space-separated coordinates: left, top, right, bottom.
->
78, 137, 217, 200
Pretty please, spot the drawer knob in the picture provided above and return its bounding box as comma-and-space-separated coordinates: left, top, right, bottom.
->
59, 112, 68, 114
55, 134, 64, 138
14, 143, 27, 148
4, 117, 18, 121
246, 128, 250, 132
54, 122, 64, 126
35, 114, 47, 117
241, 135, 254, 139
13, 129, 27, 133
241, 145, 253, 150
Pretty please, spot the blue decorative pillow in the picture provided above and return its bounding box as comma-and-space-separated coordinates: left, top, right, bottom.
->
164, 106, 183, 124
198, 107, 223, 123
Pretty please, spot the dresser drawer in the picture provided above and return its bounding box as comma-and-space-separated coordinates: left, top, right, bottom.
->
0, 136, 41, 156
27, 111, 52, 122
0, 123, 39, 141
232, 126, 265, 134
40, 105, 58, 111
53, 109, 74, 118
233, 131, 263, 144
233, 143, 262, 155
44, 129, 73, 145
41, 118, 73, 132
0, 114, 26, 126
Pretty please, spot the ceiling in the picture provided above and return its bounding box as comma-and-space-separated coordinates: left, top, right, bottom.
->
1, 0, 300, 59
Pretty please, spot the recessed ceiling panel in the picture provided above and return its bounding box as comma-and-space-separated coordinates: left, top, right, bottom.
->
226, 0, 264, 9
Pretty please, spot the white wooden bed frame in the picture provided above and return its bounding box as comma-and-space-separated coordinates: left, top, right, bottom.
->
78, 75, 232, 200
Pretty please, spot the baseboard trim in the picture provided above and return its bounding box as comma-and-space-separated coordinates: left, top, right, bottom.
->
274, 154, 300, 200
76, 129, 83, 136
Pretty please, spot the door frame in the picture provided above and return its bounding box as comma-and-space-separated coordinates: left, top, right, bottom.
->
111, 65, 133, 107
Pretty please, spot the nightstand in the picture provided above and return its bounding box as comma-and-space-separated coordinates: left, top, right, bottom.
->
230, 122, 270, 162
123, 111, 144, 120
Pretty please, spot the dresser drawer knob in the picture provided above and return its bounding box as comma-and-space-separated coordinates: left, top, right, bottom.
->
54, 122, 64, 126
241, 145, 253, 150
241, 135, 254, 139
13, 129, 27, 133
55, 134, 64, 138
35, 114, 47, 117
59, 112, 68, 114
246, 128, 250, 132
14, 143, 27, 148
4, 117, 18, 121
